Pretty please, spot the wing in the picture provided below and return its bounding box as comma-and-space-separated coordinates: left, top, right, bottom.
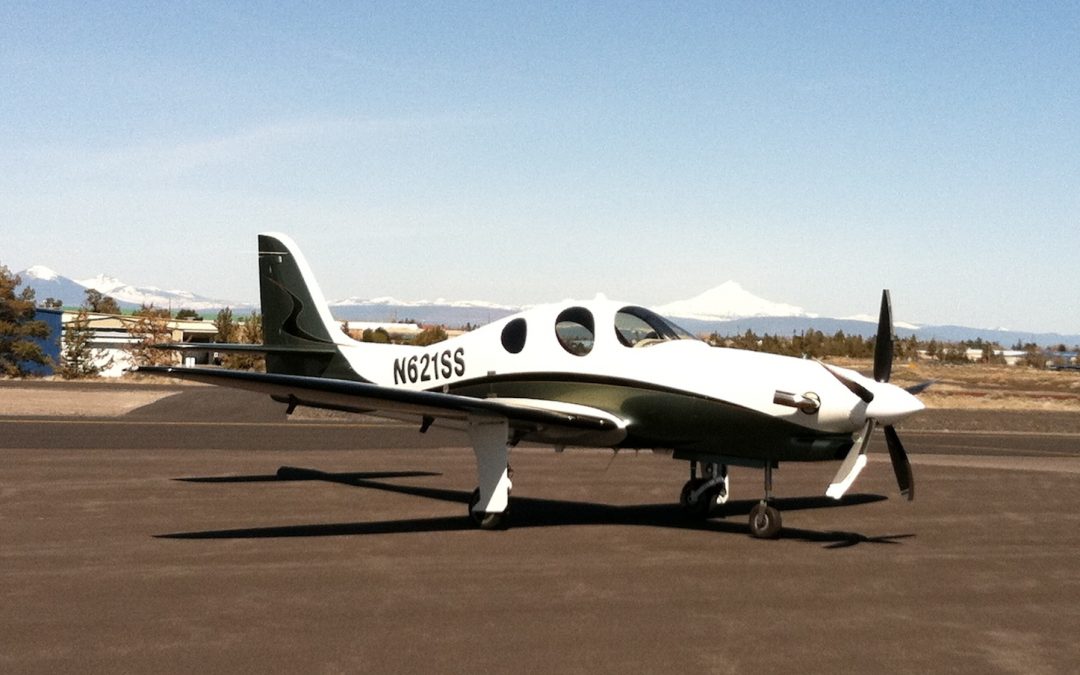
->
134, 366, 628, 446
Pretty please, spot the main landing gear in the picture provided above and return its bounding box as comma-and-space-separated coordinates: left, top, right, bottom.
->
469, 487, 509, 530
467, 415, 513, 530
679, 460, 729, 517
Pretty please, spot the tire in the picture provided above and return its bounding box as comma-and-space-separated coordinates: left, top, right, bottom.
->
468, 488, 509, 530
679, 479, 711, 517
748, 502, 782, 539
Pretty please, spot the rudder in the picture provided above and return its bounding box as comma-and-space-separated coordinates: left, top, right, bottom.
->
257, 233, 363, 380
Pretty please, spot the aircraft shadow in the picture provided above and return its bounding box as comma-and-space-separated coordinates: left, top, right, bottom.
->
159, 466, 907, 548
176, 469, 441, 483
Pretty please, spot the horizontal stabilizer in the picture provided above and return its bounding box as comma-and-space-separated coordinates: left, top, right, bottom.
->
153, 342, 338, 354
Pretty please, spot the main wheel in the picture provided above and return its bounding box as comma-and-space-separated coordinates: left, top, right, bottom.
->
748, 502, 782, 539
681, 479, 727, 518
468, 488, 509, 530
679, 479, 711, 517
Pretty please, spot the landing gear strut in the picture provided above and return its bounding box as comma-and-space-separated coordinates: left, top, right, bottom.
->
748, 462, 782, 539
467, 415, 512, 530
680, 460, 729, 517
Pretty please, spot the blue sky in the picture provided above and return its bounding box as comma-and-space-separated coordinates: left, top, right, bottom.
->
2, 2, 1078, 332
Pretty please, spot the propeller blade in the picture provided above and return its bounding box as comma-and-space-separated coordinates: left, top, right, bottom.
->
827, 420, 874, 499
874, 289, 894, 383
904, 380, 935, 395
883, 425, 914, 501
820, 361, 874, 403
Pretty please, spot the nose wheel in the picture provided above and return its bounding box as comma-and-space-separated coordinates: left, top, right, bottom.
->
748, 462, 782, 539
748, 501, 782, 538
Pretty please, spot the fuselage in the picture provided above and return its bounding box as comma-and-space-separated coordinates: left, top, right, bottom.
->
330, 299, 923, 462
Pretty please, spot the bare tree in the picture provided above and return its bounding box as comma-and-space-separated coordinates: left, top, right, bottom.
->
412, 326, 448, 346
59, 308, 112, 378
84, 289, 121, 314
127, 305, 174, 367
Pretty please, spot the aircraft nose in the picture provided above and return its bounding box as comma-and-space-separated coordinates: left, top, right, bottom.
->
865, 383, 925, 425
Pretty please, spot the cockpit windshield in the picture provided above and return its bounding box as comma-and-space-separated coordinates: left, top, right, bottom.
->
614, 306, 698, 347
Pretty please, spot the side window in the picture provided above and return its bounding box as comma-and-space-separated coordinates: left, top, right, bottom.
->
615, 310, 660, 347
500, 318, 527, 354
554, 307, 595, 356
614, 306, 698, 347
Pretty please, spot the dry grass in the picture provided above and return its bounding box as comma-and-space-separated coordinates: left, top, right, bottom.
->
829, 358, 1080, 411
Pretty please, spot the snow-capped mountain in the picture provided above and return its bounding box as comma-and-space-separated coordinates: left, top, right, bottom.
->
329, 296, 518, 325
842, 313, 921, 331
653, 281, 814, 321
17, 267, 245, 312
75, 274, 237, 311
16, 265, 1078, 344
331, 295, 518, 311
24, 265, 60, 281
17, 266, 92, 306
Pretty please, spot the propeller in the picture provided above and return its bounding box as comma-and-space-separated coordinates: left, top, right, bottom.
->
826, 290, 916, 501
873, 290, 894, 383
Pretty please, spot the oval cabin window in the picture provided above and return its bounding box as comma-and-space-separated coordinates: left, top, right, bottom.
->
554, 307, 595, 356
500, 318, 527, 354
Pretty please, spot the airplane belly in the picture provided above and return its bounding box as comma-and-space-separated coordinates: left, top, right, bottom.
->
447, 375, 852, 461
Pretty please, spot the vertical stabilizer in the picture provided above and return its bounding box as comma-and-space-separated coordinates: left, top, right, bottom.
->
257, 233, 363, 380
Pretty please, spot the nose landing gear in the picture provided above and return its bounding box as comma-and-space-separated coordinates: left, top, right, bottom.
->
748, 462, 781, 539
748, 502, 781, 538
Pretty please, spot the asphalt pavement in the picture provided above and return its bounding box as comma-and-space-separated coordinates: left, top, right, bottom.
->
2, 386, 1079, 673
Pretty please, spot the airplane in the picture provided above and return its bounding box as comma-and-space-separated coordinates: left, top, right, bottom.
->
136, 233, 927, 539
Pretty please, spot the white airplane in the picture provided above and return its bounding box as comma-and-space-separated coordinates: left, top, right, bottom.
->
138, 233, 927, 538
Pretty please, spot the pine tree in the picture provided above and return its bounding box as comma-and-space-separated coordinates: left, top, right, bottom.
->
241, 311, 262, 344
213, 307, 247, 369
229, 311, 264, 371
0, 265, 52, 377
214, 307, 237, 342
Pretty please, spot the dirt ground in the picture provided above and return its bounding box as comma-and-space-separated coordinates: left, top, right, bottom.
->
6, 362, 1080, 433
833, 359, 1080, 413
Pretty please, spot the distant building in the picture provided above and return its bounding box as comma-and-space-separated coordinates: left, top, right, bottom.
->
916, 348, 1027, 366
963, 348, 1028, 366
342, 321, 423, 340
31, 308, 217, 377
999, 350, 1028, 366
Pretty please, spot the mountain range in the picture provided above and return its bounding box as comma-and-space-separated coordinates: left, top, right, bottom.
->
15, 266, 1080, 346
18, 265, 250, 313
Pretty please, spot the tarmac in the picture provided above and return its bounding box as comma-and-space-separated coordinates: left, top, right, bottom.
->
2, 383, 1080, 673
